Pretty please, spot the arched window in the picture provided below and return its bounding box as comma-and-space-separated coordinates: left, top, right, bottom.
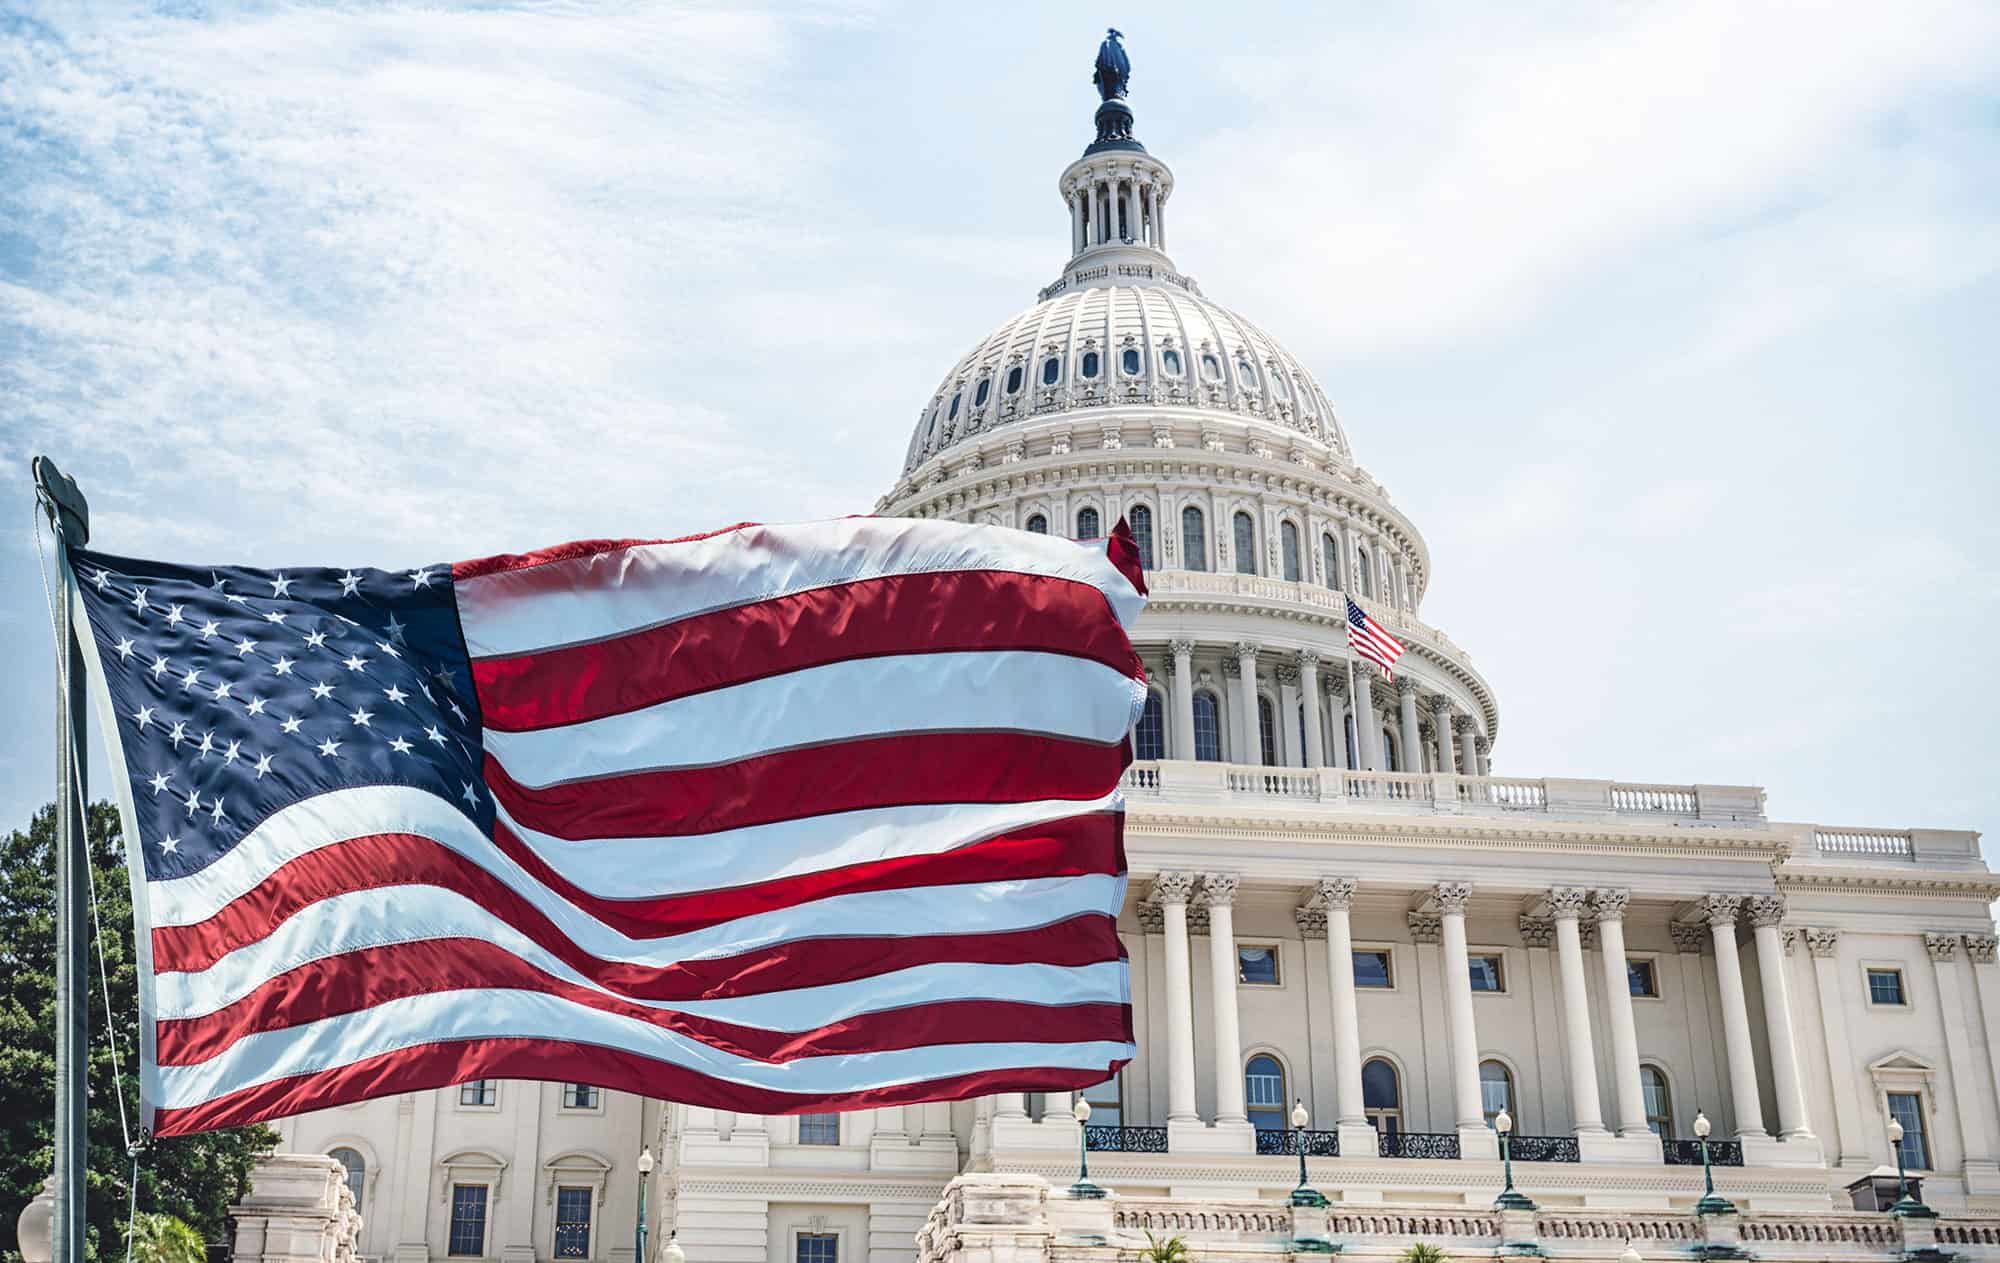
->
1075, 507, 1101, 541
1480, 1061, 1515, 1127
1121, 347, 1141, 375
1201, 352, 1222, 381
1245, 1054, 1287, 1133
329, 1147, 365, 1215
1321, 533, 1341, 589
1257, 695, 1278, 766
1280, 521, 1302, 581
1080, 350, 1101, 379
1161, 348, 1183, 377
1641, 1065, 1674, 1139
1270, 371, 1289, 400
1181, 506, 1208, 572
1006, 365, 1024, 395
1356, 546, 1373, 597
948, 391, 961, 421
1042, 355, 1062, 386
925, 407, 939, 439
974, 378, 991, 408
1128, 504, 1155, 570
1381, 727, 1400, 773
1025, 513, 1048, 535
1232, 512, 1257, 576
1363, 1058, 1401, 1136
1237, 358, 1258, 387
1134, 692, 1165, 761
1192, 691, 1222, 762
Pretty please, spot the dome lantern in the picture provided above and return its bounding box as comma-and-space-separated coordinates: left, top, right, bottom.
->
1061, 29, 1175, 269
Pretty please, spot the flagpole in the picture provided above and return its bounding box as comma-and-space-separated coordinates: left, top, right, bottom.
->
33, 457, 91, 1263
1341, 651, 1357, 772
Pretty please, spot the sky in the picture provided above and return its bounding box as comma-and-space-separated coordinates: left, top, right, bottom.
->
2, 0, 1997, 856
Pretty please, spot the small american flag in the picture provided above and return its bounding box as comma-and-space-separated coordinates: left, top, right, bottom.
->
1346, 595, 1404, 679
70, 517, 1147, 1137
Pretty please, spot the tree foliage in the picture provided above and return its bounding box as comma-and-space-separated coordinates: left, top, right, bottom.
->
125, 1215, 206, 1263
1139, 1233, 1190, 1263
0, 801, 276, 1263
1398, 1245, 1452, 1263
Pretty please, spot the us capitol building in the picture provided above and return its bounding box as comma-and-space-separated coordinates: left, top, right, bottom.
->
262, 34, 2000, 1263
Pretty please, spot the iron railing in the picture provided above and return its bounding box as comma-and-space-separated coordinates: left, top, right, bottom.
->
1085, 1125, 1169, 1153
1377, 1131, 1461, 1160
1254, 1129, 1341, 1157
1507, 1134, 1581, 1163
1663, 1139, 1745, 1167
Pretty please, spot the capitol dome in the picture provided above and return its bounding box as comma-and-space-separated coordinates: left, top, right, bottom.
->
880, 32, 1500, 770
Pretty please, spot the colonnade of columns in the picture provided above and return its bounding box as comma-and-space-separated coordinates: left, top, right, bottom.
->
1120, 876, 1813, 1160
1158, 640, 1491, 774
1066, 166, 1167, 254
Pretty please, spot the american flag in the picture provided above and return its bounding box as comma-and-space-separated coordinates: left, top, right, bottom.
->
69, 518, 1147, 1137
1345, 595, 1404, 679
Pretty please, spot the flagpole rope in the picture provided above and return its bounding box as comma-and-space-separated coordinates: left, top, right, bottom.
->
34, 507, 138, 1157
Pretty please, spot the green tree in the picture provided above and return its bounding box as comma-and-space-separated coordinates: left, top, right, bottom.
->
0, 801, 276, 1263
1138, 1233, 1190, 1263
124, 1214, 205, 1263
1397, 1245, 1451, 1263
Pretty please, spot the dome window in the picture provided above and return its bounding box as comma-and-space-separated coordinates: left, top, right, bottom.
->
1042, 356, 1062, 386
925, 406, 940, 439
1121, 347, 1141, 376
1237, 359, 1258, 387
1075, 507, 1101, 540
1025, 513, 1049, 535
948, 391, 961, 421
1128, 504, 1155, 570
1006, 365, 1024, 395
1181, 506, 1208, 571
1233, 511, 1258, 576
1080, 350, 1100, 379
1201, 353, 1222, 381
1270, 372, 1289, 401
1161, 348, 1183, 377
974, 378, 991, 408
1280, 521, 1302, 582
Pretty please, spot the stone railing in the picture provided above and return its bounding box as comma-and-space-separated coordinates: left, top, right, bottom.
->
1122, 760, 1769, 824
1815, 828, 1916, 860
1112, 1199, 1294, 1235
1144, 569, 1470, 659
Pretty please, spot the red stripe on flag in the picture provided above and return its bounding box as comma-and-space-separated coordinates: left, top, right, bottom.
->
154, 1039, 1131, 1137
451, 524, 760, 582
472, 569, 1144, 732
484, 730, 1131, 841
1106, 518, 1148, 597
157, 934, 1131, 1066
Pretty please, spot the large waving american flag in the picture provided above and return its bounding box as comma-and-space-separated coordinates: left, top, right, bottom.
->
70, 518, 1146, 1137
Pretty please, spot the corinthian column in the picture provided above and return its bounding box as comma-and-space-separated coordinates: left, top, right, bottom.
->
1429, 695, 1457, 774
1455, 715, 1479, 775
1203, 874, 1249, 1129
1317, 878, 1374, 1153
1352, 667, 1380, 771
1550, 887, 1608, 1135
1747, 896, 1814, 1141
1169, 639, 1196, 760
1298, 652, 1325, 767
1233, 642, 1261, 764
1433, 882, 1487, 1144
1703, 895, 1769, 1138
1593, 890, 1651, 1137
1396, 676, 1423, 773
1156, 873, 1199, 1124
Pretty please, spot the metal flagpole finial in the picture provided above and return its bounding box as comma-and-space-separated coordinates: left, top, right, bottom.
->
32, 456, 90, 543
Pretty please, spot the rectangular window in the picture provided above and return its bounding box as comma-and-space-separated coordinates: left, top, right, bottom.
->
1237, 945, 1280, 986
448, 1184, 488, 1257
797, 1234, 839, 1263
1353, 949, 1393, 989
798, 1113, 840, 1145
1083, 1074, 1123, 1128
458, 1080, 496, 1107
1868, 968, 1907, 1006
554, 1187, 591, 1260
1627, 958, 1659, 998
1468, 954, 1505, 993
561, 1083, 599, 1110
1888, 1092, 1930, 1169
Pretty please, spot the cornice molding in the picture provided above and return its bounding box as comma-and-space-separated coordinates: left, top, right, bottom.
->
1775, 869, 2000, 899
1125, 808, 1791, 862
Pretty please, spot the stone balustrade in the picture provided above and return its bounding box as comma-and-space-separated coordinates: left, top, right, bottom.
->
1121, 759, 1769, 824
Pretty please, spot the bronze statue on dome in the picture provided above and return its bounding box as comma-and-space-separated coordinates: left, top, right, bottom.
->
1093, 28, 1130, 101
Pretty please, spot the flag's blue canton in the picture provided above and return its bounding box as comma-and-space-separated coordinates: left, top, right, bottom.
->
70, 549, 492, 882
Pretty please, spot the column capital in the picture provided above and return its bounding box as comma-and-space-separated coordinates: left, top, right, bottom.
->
1475, 735, 1491, 755
1700, 893, 1743, 927
1316, 876, 1357, 910
1294, 904, 1328, 940
1746, 895, 1787, 928
1221, 657, 1241, 679
1966, 934, 1998, 965
1427, 693, 1453, 718
1670, 922, 1709, 954
1326, 673, 1349, 700
1158, 654, 1177, 677
1451, 713, 1476, 735
1781, 927, 1802, 955
1199, 873, 1240, 907
1406, 911, 1443, 944
1136, 901, 1164, 934
1805, 927, 1841, 958
1233, 640, 1261, 660
1297, 649, 1321, 670
1154, 871, 1196, 906
1548, 886, 1592, 921
1276, 663, 1301, 687
1592, 888, 1631, 921
1518, 917, 1555, 949
1432, 881, 1472, 915
1926, 932, 1960, 962
1169, 637, 1197, 657
1395, 675, 1420, 698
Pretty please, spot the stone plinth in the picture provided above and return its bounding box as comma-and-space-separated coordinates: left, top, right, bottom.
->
231, 1154, 361, 1263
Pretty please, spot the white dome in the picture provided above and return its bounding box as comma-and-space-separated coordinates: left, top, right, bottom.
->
902, 279, 1351, 473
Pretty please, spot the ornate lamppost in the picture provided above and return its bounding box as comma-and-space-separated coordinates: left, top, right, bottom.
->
1887, 1116, 1936, 1219
1693, 1112, 1735, 1216
1289, 1101, 1327, 1208
1069, 1097, 1106, 1199
1493, 1109, 1535, 1212
636, 1148, 655, 1263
